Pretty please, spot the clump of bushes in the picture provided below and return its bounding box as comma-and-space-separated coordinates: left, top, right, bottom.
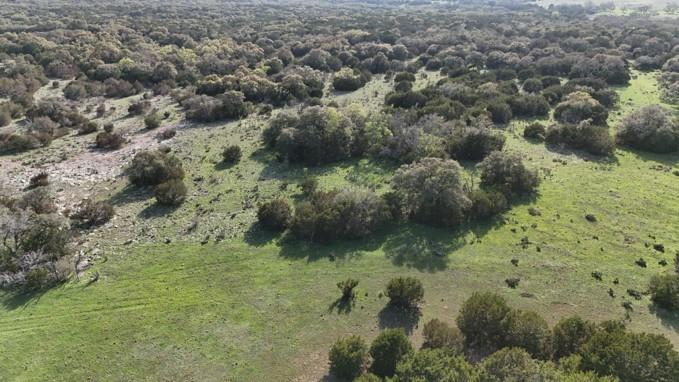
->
477, 151, 540, 197
70, 199, 114, 228
221, 145, 242, 163
329, 335, 368, 380
95, 130, 124, 150
546, 119, 615, 156
182, 91, 250, 122
144, 112, 162, 129
27, 172, 49, 190
649, 273, 679, 311
553, 91, 608, 125
256, 198, 292, 231
291, 188, 390, 242
332, 68, 369, 91
126, 150, 185, 186
616, 105, 679, 153
523, 122, 546, 140
422, 318, 464, 353
385, 277, 424, 308
154, 178, 187, 206
391, 158, 471, 227
369, 329, 413, 377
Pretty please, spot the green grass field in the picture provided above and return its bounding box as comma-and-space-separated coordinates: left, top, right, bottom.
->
1, 71, 679, 381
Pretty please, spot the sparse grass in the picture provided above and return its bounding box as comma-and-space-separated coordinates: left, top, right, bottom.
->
2, 70, 679, 381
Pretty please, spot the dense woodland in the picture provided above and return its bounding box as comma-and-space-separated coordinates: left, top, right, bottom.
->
1, 0, 679, 381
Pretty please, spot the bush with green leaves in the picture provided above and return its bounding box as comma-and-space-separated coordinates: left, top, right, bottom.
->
183, 91, 250, 122
144, 112, 162, 129
422, 318, 464, 353
333, 68, 369, 91
329, 335, 368, 380
468, 188, 508, 220
545, 120, 615, 156
221, 145, 242, 163
553, 91, 608, 125
337, 278, 359, 300
257, 199, 292, 232
649, 273, 679, 311
477, 151, 539, 198
456, 292, 511, 351
267, 106, 357, 165
291, 189, 390, 242
354, 373, 381, 382
503, 309, 550, 358
579, 324, 679, 382
95, 131, 124, 150
385, 277, 424, 308
523, 122, 546, 140
447, 124, 506, 161
392, 349, 476, 382
18, 187, 57, 215
70, 199, 114, 228
154, 179, 187, 206
391, 158, 471, 227
126, 150, 185, 186
616, 105, 679, 153
551, 316, 596, 359
369, 329, 413, 378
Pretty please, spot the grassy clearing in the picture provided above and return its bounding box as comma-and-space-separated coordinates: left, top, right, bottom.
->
1, 70, 679, 381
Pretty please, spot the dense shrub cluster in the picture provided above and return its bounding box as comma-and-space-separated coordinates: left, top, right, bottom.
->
126, 149, 187, 206
546, 119, 615, 156
70, 199, 114, 228
616, 105, 679, 153
291, 189, 390, 242
331, 291, 675, 382
256, 199, 293, 231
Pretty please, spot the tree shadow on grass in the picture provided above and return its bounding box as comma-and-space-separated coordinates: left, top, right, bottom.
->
243, 223, 282, 247
328, 296, 355, 314
277, 233, 379, 263
138, 201, 180, 219
0, 284, 58, 311
378, 304, 422, 335
108, 184, 153, 206
545, 143, 621, 165
650, 304, 679, 333
619, 147, 679, 167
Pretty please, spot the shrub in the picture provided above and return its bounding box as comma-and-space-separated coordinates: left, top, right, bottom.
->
456, 292, 511, 351
299, 177, 318, 196
333, 68, 368, 91
616, 105, 679, 153
551, 316, 596, 359
329, 335, 369, 380
128, 100, 151, 116
27, 172, 49, 190
391, 158, 472, 227
422, 318, 464, 353
256, 199, 292, 231
579, 326, 679, 382
355, 373, 381, 382
385, 277, 424, 308
553, 91, 608, 125
649, 274, 679, 311
291, 189, 390, 242
478, 347, 542, 382
447, 125, 506, 161
154, 179, 187, 206
222, 145, 242, 163
478, 151, 540, 197
507, 95, 550, 118
70, 199, 114, 228
545, 120, 614, 156
95, 131, 124, 150
269, 107, 356, 165
386, 91, 427, 109
20, 214, 70, 256
126, 150, 184, 186
144, 112, 162, 129
337, 278, 359, 300
523, 122, 546, 140
522, 78, 543, 93
503, 310, 550, 358
486, 102, 513, 124
77, 121, 98, 135
392, 349, 476, 382
369, 329, 413, 377
183, 91, 250, 122
469, 188, 508, 220
19, 187, 57, 214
